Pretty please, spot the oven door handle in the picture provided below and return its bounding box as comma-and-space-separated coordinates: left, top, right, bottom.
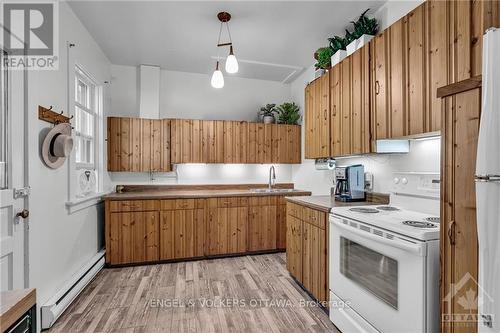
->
331, 219, 426, 256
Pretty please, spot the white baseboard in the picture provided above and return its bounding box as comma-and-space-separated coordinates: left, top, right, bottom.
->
41, 250, 105, 329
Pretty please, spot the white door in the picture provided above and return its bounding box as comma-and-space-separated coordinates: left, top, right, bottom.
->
0, 49, 29, 291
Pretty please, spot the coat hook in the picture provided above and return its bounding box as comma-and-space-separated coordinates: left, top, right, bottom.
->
60, 111, 64, 115
69, 115, 74, 120
49, 106, 53, 110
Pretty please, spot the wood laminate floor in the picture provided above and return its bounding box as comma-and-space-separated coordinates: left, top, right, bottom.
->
47, 253, 339, 333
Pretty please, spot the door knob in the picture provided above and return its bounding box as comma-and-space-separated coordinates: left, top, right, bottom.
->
16, 209, 29, 219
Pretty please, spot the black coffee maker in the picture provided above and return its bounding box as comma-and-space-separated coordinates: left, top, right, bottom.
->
334, 165, 365, 202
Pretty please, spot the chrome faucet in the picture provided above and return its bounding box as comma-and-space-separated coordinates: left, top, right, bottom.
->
268, 165, 276, 190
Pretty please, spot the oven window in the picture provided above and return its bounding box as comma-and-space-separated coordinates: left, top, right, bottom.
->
340, 237, 398, 309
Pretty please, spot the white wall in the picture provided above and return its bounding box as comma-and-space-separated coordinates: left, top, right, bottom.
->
27, 2, 111, 327
108, 64, 294, 188
290, 0, 438, 196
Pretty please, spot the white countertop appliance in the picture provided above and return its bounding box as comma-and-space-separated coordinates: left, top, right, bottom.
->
476, 28, 500, 332
329, 172, 440, 333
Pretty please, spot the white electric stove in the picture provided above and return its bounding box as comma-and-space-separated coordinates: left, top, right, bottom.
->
329, 172, 440, 333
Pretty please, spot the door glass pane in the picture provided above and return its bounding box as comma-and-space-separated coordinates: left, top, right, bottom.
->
340, 237, 398, 309
0, 51, 8, 189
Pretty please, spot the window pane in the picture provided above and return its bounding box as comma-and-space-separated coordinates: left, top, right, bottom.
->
76, 78, 88, 108
340, 237, 398, 309
0, 51, 7, 189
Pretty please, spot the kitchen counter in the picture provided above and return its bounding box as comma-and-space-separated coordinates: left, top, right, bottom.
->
0, 289, 36, 332
285, 193, 389, 213
103, 184, 311, 201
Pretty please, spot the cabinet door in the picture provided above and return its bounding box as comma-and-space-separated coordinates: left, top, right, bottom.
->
248, 204, 277, 251
388, 18, 407, 138
406, 5, 427, 136
330, 65, 342, 157
302, 222, 327, 304
107, 117, 142, 172
108, 211, 159, 265
276, 201, 287, 250
286, 215, 302, 281
159, 208, 205, 260
427, 0, 451, 132
206, 200, 247, 255
256, 123, 272, 163
372, 32, 390, 140
305, 73, 330, 158
340, 58, 351, 156
351, 46, 371, 155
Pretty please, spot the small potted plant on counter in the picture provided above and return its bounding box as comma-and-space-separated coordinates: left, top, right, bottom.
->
314, 47, 334, 78
259, 103, 277, 124
352, 9, 378, 51
276, 102, 301, 125
329, 35, 348, 66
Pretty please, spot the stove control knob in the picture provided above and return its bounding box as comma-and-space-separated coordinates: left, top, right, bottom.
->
393, 177, 400, 184
401, 177, 408, 185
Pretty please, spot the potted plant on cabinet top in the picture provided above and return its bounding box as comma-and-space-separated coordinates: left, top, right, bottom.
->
259, 104, 277, 124
345, 28, 358, 56
328, 35, 348, 66
352, 9, 379, 51
276, 102, 301, 125
314, 47, 334, 78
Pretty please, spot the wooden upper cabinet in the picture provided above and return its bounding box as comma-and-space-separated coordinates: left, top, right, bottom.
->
350, 46, 371, 155
370, 2, 453, 140
407, 5, 426, 136
107, 117, 171, 172
305, 72, 330, 159
329, 46, 371, 158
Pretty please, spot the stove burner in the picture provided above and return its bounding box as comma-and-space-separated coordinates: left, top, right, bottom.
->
376, 206, 400, 211
349, 207, 380, 214
402, 220, 437, 228
426, 217, 440, 223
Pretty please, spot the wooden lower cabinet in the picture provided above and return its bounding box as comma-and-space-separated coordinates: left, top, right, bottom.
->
286, 201, 328, 304
248, 201, 277, 252
286, 215, 302, 281
206, 202, 248, 256
105, 195, 307, 266
108, 211, 159, 265
159, 208, 205, 260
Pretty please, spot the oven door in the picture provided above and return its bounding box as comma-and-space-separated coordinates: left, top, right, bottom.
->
329, 215, 428, 333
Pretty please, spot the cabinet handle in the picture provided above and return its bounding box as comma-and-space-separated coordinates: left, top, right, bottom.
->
375, 81, 380, 95
448, 220, 456, 245
324, 109, 327, 120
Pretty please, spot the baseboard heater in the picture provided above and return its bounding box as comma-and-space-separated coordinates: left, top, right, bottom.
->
41, 250, 105, 329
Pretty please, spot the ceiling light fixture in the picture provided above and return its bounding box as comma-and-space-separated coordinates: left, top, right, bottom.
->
211, 11, 238, 88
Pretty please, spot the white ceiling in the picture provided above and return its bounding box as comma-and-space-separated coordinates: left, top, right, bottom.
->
68, 1, 386, 82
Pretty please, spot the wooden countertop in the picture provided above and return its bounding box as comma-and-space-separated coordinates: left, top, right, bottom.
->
0, 289, 36, 332
285, 193, 389, 213
104, 189, 312, 200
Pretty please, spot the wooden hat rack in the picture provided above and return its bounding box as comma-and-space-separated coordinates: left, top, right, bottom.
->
38, 105, 73, 126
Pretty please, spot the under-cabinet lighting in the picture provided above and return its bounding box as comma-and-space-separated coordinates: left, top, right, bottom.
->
413, 135, 441, 141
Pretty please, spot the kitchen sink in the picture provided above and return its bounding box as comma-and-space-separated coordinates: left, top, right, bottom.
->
250, 188, 298, 193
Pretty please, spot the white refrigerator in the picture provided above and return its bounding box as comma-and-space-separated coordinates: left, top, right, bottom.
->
476, 28, 500, 332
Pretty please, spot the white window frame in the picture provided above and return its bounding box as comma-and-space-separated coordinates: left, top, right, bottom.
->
66, 64, 105, 212
74, 67, 98, 170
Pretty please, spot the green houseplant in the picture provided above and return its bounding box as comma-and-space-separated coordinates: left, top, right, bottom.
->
329, 35, 348, 66
259, 104, 277, 124
276, 102, 300, 125
347, 9, 379, 55
314, 47, 334, 70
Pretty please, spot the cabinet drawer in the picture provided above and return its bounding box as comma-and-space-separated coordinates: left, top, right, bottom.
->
286, 202, 302, 220
109, 200, 159, 212
161, 199, 196, 210
303, 207, 326, 229
217, 197, 241, 207
249, 196, 277, 206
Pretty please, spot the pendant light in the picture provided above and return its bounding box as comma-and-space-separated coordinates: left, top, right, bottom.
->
211, 11, 238, 88
211, 61, 224, 88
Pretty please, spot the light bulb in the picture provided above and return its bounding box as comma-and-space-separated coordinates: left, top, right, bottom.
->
211, 61, 224, 88
225, 46, 238, 73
